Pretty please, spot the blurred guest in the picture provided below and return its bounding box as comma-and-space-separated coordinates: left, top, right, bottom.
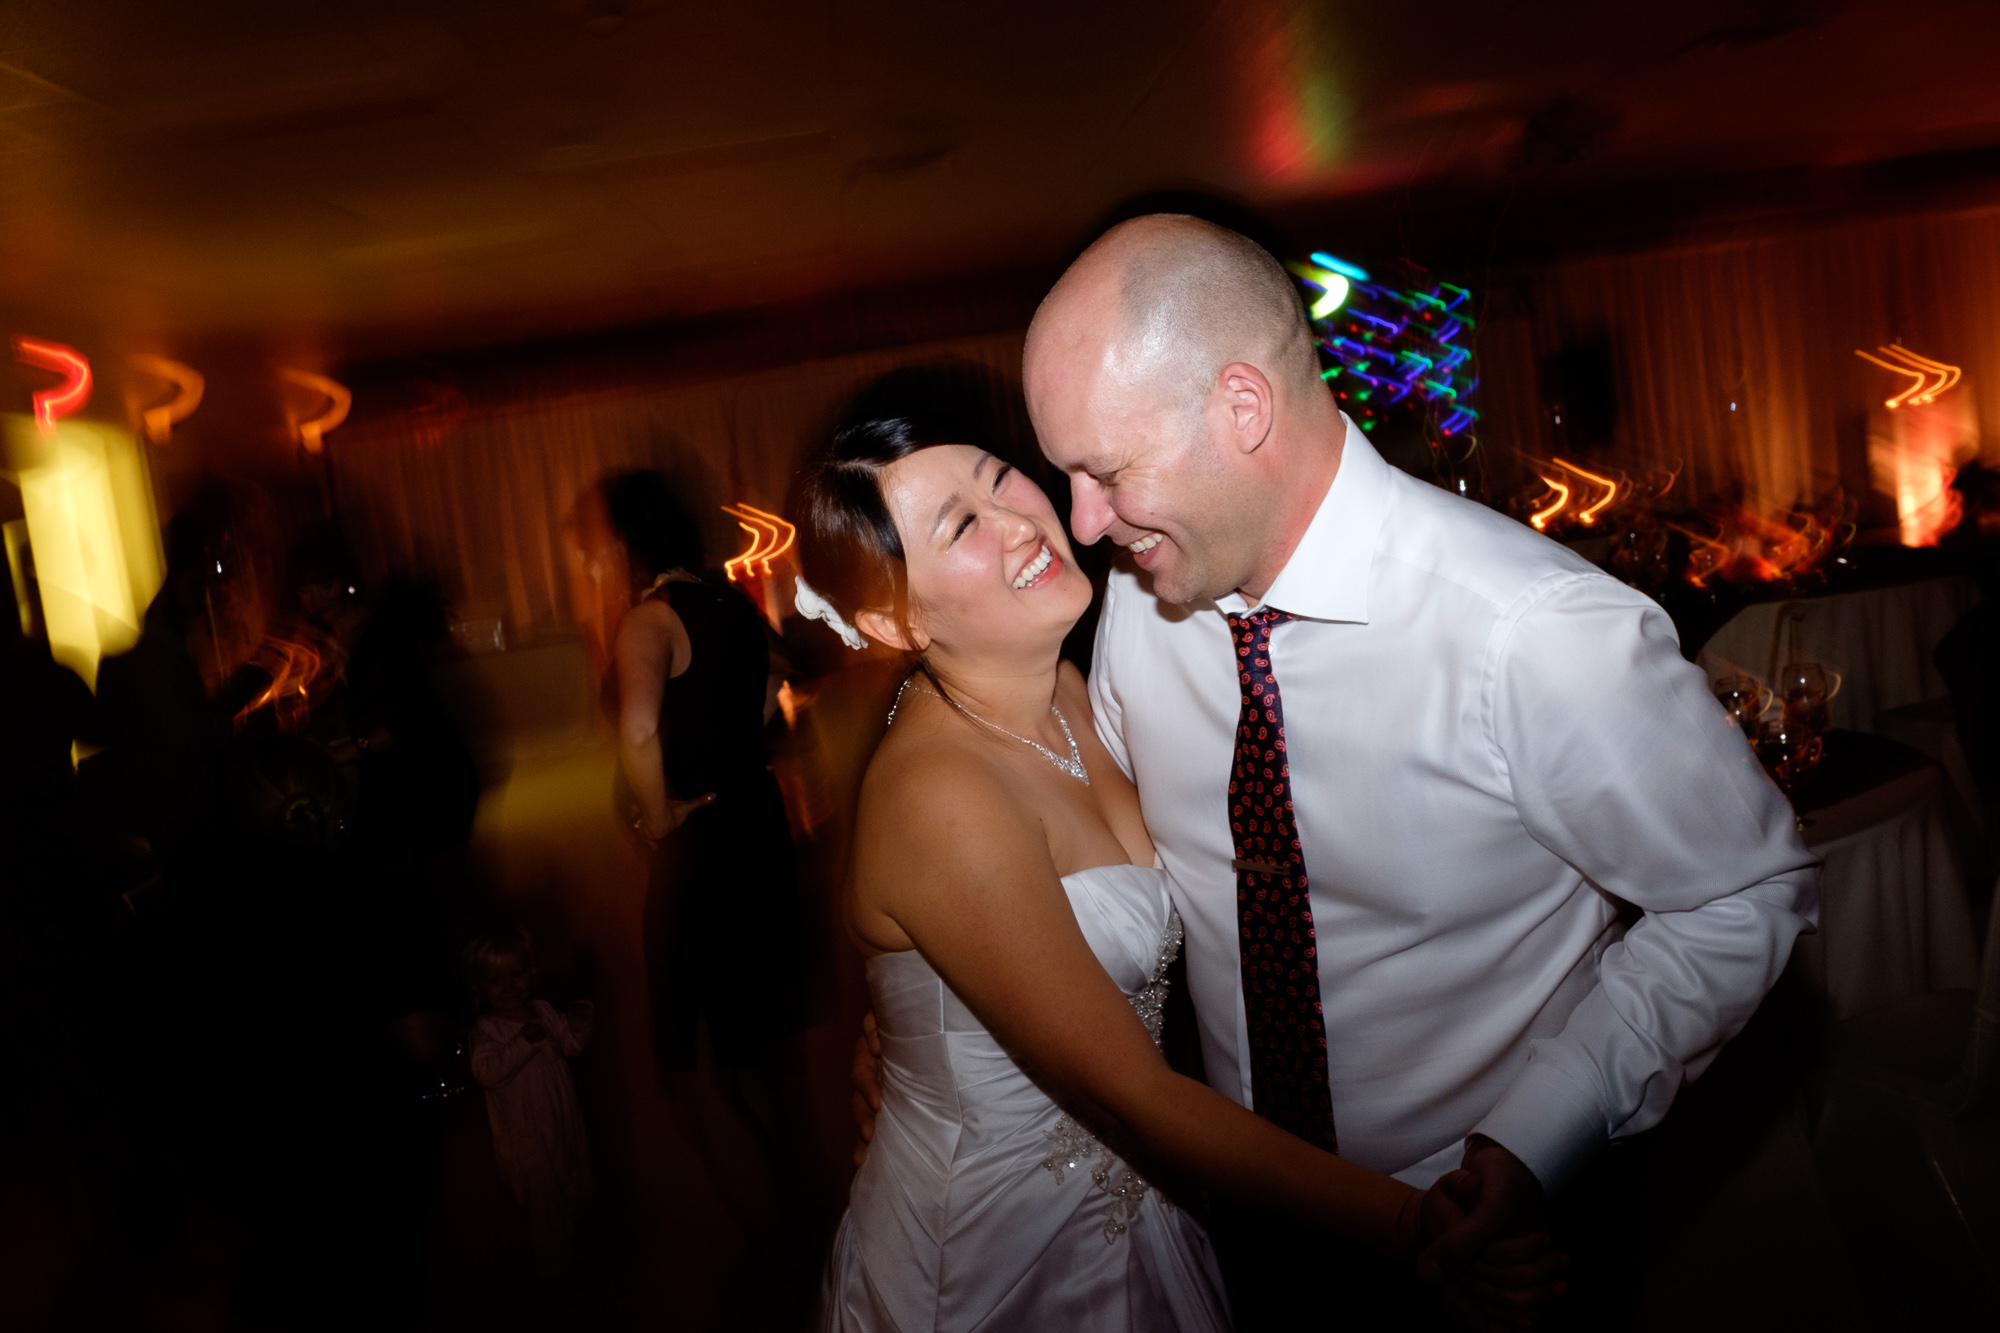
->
596, 468, 814, 1263
94, 482, 269, 880
466, 928, 595, 1276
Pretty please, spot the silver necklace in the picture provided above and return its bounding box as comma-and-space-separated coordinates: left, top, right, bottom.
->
888, 677, 1090, 785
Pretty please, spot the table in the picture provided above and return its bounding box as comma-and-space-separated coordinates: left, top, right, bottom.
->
1785, 732, 1980, 1020
1697, 574, 1980, 734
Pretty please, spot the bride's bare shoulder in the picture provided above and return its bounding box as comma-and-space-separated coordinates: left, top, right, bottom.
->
859, 709, 1015, 828
847, 705, 1051, 950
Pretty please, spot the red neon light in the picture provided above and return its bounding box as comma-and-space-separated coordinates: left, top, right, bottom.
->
12, 335, 93, 436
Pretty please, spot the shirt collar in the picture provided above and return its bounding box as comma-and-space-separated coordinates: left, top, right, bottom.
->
1217, 413, 1387, 624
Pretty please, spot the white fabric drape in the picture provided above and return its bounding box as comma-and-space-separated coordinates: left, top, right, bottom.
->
1697, 574, 1982, 733
1795, 765, 1980, 1020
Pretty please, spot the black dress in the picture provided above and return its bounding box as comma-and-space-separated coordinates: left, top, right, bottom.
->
638, 577, 806, 1071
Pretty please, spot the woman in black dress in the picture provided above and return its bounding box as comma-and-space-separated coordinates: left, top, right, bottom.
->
598, 470, 813, 1261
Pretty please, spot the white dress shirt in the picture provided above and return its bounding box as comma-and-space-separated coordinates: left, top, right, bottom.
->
1089, 418, 1818, 1190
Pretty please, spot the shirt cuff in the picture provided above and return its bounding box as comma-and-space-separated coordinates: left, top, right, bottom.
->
1470, 1058, 1608, 1193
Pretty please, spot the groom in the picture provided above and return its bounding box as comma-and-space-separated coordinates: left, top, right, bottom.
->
855, 215, 1818, 1325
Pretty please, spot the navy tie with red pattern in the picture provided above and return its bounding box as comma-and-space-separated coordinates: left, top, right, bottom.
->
1226, 608, 1338, 1153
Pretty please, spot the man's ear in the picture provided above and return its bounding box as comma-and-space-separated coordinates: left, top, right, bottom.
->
1214, 361, 1276, 455
855, 607, 928, 653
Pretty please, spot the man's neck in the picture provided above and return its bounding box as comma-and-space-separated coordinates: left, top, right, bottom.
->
1235, 407, 1346, 603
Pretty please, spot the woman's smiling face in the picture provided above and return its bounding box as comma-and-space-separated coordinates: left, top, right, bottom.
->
875, 444, 1091, 663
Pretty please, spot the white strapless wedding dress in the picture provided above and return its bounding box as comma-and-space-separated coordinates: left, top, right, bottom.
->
821, 864, 1231, 1332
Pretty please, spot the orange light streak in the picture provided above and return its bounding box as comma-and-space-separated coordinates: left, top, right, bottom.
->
1529, 474, 1571, 531
1890, 346, 1961, 402
239, 637, 325, 719
1672, 507, 1836, 588
279, 369, 351, 453
12, 336, 93, 436
721, 503, 797, 581
1855, 345, 1961, 409
1653, 460, 1682, 499
127, 354, 205, 443
1552, 457, 1621, 526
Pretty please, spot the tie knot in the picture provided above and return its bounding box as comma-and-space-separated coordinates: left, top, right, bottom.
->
1227, 608, 1294, 646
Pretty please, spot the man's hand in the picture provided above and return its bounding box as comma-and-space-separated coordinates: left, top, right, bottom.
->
850, 1011, 882, 1166
520, 1021, 547, 1044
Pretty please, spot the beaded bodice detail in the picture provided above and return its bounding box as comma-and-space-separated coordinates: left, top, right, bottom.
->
1038, 908, 1184, 1243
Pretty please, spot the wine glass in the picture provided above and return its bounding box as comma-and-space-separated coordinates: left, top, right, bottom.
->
1777, 661, 1838, 733
1758, 716, 1824, 796
1712, 674, 1770, 739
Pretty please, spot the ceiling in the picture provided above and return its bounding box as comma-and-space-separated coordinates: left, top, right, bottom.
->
6, 0, 2000, 362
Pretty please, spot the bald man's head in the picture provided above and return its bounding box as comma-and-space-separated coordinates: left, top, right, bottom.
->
1024, 214, 1342, 603
1028, 215, 1318, 419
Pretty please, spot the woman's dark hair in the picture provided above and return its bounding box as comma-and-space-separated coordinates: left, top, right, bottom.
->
796, 367, 1005, 661
600, 469, 705, 582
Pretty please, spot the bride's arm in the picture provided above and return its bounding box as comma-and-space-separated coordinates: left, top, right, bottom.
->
857, 750, 1427, 1258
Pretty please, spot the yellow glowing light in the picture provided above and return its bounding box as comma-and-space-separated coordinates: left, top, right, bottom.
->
127, 354, 205, 444
279, 369, 352, 453
721, 503, 797, 581
4, 519, 33, 636
12, 336, 93, 436
1552, 457, 1620, 526
1285, 262, 1352, 320
1529, 474, 1571, 531
1, 415, 164, 687
1855, 345, 1961, 409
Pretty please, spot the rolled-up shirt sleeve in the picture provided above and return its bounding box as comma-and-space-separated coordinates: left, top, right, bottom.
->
1470, 573, 1819, 1190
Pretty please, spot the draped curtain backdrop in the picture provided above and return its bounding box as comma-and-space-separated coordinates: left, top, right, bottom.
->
329, 199, 2000, 645
1481, 201, 2000, 519
328, 331, 1025, 642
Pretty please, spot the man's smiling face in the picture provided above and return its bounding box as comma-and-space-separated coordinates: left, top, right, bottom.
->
1027, 323, 1268, 606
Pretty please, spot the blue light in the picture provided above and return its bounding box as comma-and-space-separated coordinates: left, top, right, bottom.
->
1309, 252, 1371, 282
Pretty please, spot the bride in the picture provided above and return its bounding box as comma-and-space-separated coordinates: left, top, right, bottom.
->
799, 400, 1532, 1330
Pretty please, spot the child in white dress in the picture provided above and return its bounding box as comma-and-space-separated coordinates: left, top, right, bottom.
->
465, 929, 594, 1274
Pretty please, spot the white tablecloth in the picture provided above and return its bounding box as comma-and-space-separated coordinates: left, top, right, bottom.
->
1698, 575, 1980, 734
1791, 764, 1980, 1019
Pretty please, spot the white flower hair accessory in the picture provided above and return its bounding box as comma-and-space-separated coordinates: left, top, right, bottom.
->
795, 575, 868, 650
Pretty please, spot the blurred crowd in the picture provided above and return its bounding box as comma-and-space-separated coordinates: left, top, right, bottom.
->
0, 463, 846, 1330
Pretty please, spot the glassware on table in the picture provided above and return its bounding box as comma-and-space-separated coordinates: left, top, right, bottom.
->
1712, 674, 1771, 739
1757, 715, 1824, 796
1777, 660, 1840, 734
